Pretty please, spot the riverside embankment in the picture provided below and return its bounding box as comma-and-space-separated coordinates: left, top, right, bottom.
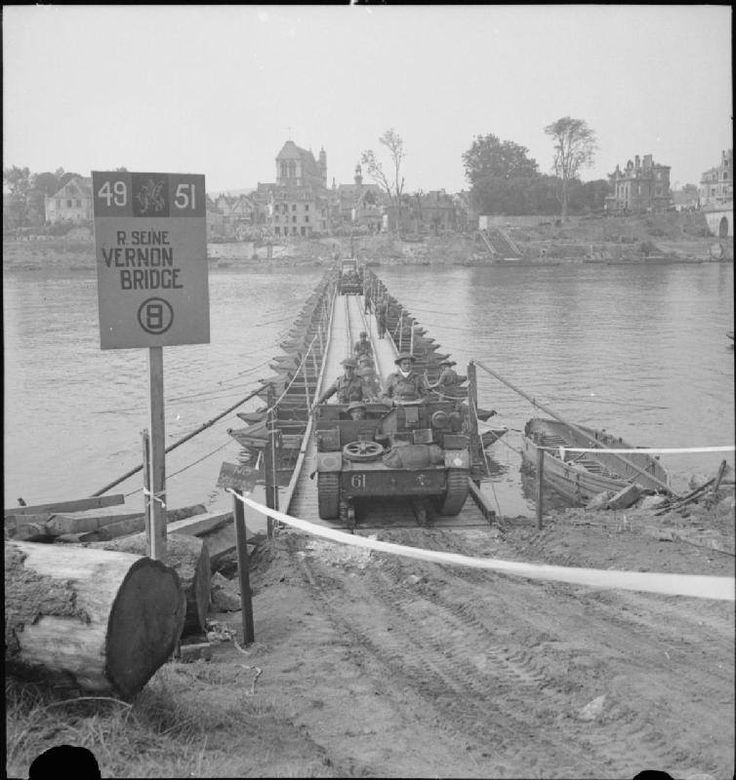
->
3, 212, 732, 272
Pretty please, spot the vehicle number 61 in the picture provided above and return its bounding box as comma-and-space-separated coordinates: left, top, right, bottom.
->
350, 474, 366, 489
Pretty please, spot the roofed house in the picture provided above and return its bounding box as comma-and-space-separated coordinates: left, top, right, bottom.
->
45, 177, 93, 223
604, 154, 672, 214
699, 149, 732, 208
331, 165, 384, 232
671, 187, 700, 212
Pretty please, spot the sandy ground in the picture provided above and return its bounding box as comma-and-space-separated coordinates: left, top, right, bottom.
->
205, 506, 734, 779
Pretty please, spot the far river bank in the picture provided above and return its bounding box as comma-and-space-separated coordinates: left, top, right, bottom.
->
3, 212, 732, 272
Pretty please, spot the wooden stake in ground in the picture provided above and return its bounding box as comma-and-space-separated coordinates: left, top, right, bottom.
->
536, 447, 545, 530
5, 541, 185, 699
233, 492, 255, 645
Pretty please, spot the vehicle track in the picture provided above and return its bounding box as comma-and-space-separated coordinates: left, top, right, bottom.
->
284, 533, 605, 777
282, 528, 731, 778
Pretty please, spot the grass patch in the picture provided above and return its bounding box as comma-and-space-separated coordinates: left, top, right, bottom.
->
6, 661, 336, 778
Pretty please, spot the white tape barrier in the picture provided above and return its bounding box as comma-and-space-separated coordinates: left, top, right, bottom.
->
238, 494, 734, 602
555, 445, 735, 457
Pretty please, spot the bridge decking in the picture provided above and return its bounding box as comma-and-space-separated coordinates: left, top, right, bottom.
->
285, 289, 490, 531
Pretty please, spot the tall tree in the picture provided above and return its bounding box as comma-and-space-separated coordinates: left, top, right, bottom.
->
463, 134, 538, 184
3, 166, 31, 228
544, 116, 597, 220
28, 171, 63, 225
462, 134, 539, 215
361, 129, 406, 237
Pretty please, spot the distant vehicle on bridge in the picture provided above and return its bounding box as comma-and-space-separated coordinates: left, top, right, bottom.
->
338, 259, 363, 295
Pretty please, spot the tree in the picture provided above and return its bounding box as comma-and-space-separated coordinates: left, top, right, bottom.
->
3, 166, 31, 228
28, 171, 63, 225
462, 134, 538, 184
462, 134, 539, 215
361, 129, 406, 237
544, 116, 597, 220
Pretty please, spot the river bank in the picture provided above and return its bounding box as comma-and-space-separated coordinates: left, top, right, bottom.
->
3, 212, 732, 272
6, 496, 733, 778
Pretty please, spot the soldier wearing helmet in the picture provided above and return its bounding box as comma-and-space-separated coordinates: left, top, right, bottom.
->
427, 359, 467, 399
381, 352, 429, 406
356, 353, 381, 400
346, 401, 367, 420
315, 357, 364, 406
353, 331, 373, 360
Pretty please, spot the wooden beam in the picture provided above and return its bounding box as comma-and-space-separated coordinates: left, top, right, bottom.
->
167, 511, 232, 537
467, 479, 496, 523
5, 494, 125, 518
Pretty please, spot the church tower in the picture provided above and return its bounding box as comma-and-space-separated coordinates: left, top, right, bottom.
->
318, 147, 327, 188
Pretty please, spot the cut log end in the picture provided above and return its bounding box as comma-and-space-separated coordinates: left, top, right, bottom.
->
5, 541, 185, 700
106, 557, 185, 698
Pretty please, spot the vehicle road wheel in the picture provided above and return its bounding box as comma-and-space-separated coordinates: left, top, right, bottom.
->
438, 469, 469, 516
317, 473, 340, 520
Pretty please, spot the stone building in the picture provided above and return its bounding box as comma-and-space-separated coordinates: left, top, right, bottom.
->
44, 176, 93, 223
331, 165, 384, 233
700, 150, 733, 239
604, 154, 672, 214
256, 141, 329, 238
699, 149, 732, 208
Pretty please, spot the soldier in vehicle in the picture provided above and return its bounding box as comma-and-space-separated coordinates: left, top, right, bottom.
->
356, 354, 381, 400
315, 358, 363, 406
427, 359, 467, 399
346, 400, 367, 420
381, 352, 429, 406
353, 331, 373, 360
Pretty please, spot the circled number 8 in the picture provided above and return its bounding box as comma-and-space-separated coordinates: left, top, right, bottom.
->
97, 180, 127, 207
174, 183, 196, 210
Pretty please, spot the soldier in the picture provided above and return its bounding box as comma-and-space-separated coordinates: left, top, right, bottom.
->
356, 354, 381, 400
315, 357, 363, 406
427, 359, 467, 399
353, 331, 373, 360
346, 400, 367, 420
382, 352, 429, 406
375, 296, 388, 339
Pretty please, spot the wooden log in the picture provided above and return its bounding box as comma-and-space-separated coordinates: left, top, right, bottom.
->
5, 504, 207, 542
4, 494, 125, 518
5, 515, 52, 541
85, 504, 208, 541
90, 533, 210, 636
5, 541, 185, 699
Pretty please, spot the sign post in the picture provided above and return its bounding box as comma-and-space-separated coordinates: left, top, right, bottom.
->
93, 171, 209, 562
217, 462, 257, 644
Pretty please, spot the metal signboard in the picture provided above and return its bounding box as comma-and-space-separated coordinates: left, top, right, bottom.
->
92, 171, 210, 349
216, 462, 259, 493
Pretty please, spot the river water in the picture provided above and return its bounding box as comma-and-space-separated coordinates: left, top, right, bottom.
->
4, 261, 734, 518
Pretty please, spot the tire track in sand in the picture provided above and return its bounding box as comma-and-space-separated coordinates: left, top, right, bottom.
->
288, 535, 604, 778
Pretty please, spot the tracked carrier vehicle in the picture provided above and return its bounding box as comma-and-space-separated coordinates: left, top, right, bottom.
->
337, 259, 363, 295
314, 400, 471, 528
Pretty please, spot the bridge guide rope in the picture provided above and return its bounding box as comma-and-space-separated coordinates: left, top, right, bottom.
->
232, 491, 734, 602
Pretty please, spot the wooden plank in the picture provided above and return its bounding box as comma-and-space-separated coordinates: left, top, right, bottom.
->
88, 504, 207, 542
4, 494, 125, 518
168, 511, 233, 537
45, 510, 147, 536
468, 479, 496, 522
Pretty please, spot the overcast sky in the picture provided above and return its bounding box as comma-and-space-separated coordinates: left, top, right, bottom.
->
3, 5, 732, 194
